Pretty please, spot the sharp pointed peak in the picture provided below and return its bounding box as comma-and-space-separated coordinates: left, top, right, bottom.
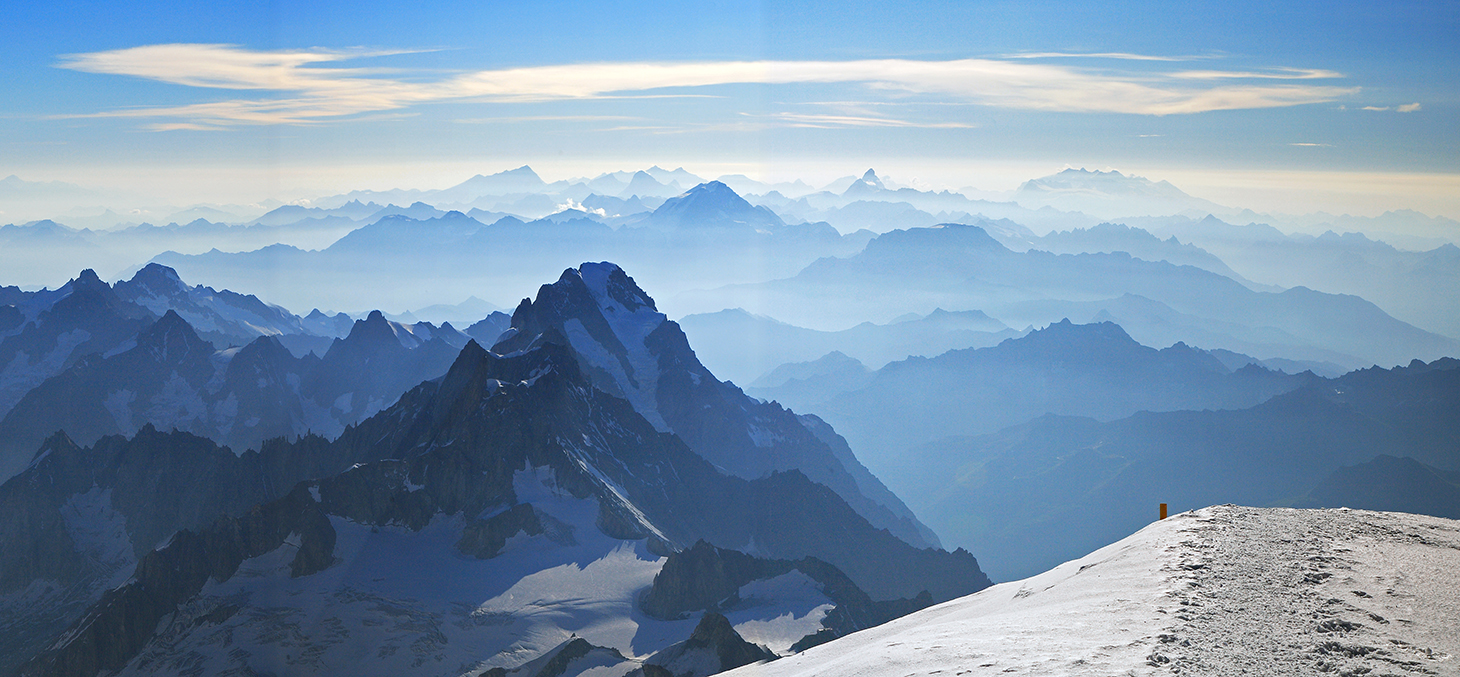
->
568, 262, 657, 312
137, 309, 208, 357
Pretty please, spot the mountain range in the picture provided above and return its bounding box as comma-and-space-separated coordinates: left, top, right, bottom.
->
673, 222, 1460, 370
148, 182, 870, 317
0, 263, 990, 676
871, 352, 1460, 580
4, 163, 1460, 677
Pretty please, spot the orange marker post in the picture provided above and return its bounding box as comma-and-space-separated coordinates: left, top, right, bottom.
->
1160, 503, 1168, 520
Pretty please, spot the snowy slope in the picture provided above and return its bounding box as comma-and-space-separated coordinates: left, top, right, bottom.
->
726, 505, 1460, 677
59, 466, 855, 676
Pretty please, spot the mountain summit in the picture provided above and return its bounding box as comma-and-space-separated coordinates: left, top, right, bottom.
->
638, 181, 785, 231
497, 262, 942, 548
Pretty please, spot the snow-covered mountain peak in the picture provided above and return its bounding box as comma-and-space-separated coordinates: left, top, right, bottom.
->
501, 263, 671, 431
577, 261, 658, 314
642, 181, 786, 231
680, 179, 747, 205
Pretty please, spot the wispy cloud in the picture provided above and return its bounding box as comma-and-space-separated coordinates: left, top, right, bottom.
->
1291, 142, 1332, 147
1360, 102, 1421, 113
1171, 68, 1345, 80
453, 115, 642, 124
56, 44, 1360, 129
758, 112, 975, 129
1001, 52, 1204, 62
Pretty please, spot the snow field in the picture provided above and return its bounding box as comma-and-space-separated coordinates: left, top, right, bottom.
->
725, 505, 1460, 677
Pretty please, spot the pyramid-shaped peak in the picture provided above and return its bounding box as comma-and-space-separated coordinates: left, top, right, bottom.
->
684, 180, 741, 199
646, 181, 783, 230
73, 269, 104, 288
341, 310, 400, 346
138, 309, 209, 360
124, 263, 188, 294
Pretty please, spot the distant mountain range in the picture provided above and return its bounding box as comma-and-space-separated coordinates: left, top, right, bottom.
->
766, 320, 1311, 470
866, 346, 1460, 581
674, 222, 1460, 370
149, 181, 870, 315
679, 307, 1019, 386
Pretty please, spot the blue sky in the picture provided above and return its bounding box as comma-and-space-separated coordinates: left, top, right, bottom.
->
2, 0, 1457, 215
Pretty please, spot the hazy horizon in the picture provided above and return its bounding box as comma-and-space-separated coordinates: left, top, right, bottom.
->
4, 1, 1457, 222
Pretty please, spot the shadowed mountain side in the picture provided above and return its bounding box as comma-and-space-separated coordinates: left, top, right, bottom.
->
1296, 455, 1460, 518
0, 309, 463, 482
0, 270, 154, 423
878, 358, 1460, 581
7, 339, 989, 676
671, 224, 1460, 368
493, 263, 940, 549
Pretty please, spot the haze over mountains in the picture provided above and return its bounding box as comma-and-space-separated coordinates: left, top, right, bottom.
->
2, 165, 1459, 676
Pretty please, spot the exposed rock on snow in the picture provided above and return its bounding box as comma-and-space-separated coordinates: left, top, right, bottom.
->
726, 505, 1460, 677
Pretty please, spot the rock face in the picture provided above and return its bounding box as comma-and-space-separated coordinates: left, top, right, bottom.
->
495, 262, 940, 549
0, 269, 153, 430
6, 331, 989, 675
641, 541, 936, 644
646, 612, 777, 677
16, 484, 335, 677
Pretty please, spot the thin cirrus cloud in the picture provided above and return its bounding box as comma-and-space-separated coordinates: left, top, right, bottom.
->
1360, 103, 1421, 112
56, 43, 1360, 130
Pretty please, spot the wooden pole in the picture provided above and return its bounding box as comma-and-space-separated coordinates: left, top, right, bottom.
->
1160, 503, 1168, 520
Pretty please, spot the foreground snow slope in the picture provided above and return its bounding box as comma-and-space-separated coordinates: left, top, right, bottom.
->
728, 505, 1460, 677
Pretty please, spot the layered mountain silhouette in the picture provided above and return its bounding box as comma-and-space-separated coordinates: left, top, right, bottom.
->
677, 223, 1459, 369
678, 307, 1018, 386
876, 356, 1460, 580
150, 182, 865, 316
767, 319, 1312, 473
